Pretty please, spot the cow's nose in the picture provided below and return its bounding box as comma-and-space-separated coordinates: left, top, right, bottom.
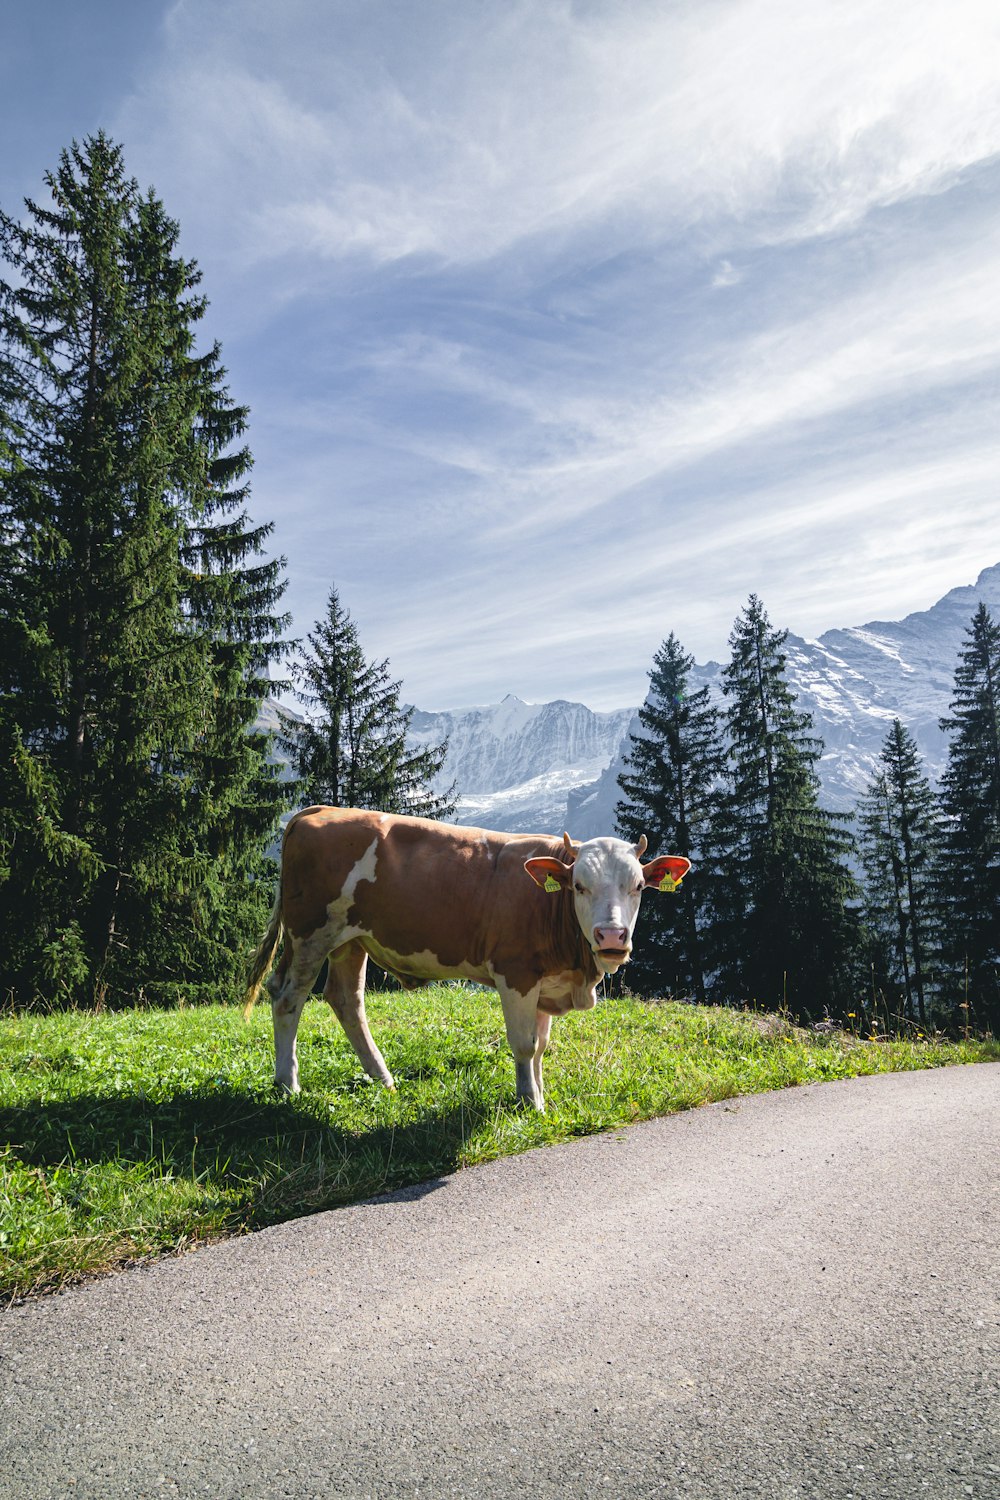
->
594, 925, 629, 951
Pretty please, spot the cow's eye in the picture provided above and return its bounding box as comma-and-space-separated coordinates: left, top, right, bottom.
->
574, 881, 586, 895
634, 883, 644, 895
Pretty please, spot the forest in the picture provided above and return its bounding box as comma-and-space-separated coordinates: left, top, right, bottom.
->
616, 603, 1000, 1033
2, 136, 997, 1034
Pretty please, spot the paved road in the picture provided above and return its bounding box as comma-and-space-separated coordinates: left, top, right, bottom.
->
1, 1065, 998, 1500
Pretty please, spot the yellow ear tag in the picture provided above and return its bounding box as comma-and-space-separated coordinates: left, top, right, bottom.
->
658, 873, 681, 893
544, 875, 561, 893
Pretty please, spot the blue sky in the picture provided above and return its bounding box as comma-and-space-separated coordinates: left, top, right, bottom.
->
3, 0, 1000, 710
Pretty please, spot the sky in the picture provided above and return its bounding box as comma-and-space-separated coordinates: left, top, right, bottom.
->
2, 0, 1000, 711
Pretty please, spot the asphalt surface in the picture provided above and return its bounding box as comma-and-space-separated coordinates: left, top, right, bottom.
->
1, 1063, 998, 1500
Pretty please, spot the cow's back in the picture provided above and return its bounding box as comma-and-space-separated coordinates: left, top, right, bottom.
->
280, 807, 568, 978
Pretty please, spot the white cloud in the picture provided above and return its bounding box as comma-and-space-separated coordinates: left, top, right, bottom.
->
712, 261, 742, 288
123, 0, 1000, 273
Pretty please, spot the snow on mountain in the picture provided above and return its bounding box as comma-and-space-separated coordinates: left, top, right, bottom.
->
407, 695, 636, 833
570, 563, 1000, 838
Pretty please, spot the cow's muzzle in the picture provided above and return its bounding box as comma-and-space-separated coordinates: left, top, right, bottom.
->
593, 926, 632, 966
594, 925, 629, 956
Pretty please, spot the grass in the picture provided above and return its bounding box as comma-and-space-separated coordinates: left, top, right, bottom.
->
2, 985, 997, 1303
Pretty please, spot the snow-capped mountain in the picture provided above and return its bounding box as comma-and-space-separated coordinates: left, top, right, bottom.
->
570, 563, 1000, 838
259, 564, 1000, 840
407, 695, 635, 833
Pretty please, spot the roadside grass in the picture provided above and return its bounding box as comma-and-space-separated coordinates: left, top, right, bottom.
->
2, 987, 997, 1303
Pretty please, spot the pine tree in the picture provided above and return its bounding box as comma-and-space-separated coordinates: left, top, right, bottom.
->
282, 584, 455, 819
615, 633, 726, 1001
857, 720, 941, 1027
0, 134, 289, 1007
937, 604, 1000, 1030
717, 596, 858, 1018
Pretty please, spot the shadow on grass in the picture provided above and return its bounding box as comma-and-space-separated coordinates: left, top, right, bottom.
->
0, 1086, 468, 1230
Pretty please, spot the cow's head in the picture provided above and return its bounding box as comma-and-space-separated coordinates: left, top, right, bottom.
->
524, 834, 691, 974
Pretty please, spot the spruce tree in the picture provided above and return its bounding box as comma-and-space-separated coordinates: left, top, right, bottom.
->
857, 720, 940, 1027
937, 603, 1000, 1030
615, 633, 726, 1001
0, 134, 289, 1007
282, 584, 455, 819
717, 596, 858, 1018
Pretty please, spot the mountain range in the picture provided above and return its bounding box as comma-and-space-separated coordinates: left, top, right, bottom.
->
410, 563, 1000, 836
263, 563, 1000, 838
407, 696, 635, 833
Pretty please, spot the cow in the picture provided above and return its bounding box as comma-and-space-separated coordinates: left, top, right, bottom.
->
242, 806, 691, 1110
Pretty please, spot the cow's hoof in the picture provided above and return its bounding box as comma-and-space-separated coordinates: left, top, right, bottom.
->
273, 1078, 300, 1095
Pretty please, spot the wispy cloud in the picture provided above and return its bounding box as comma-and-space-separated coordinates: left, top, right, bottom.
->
290, 209, 1000, 535
712, 261, 742, 289
123, 0, 1000, 273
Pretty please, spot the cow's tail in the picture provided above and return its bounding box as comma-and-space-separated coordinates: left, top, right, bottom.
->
242, 882, 283, 1019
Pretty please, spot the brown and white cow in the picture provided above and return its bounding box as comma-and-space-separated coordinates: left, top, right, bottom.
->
243, 806, 690, 1110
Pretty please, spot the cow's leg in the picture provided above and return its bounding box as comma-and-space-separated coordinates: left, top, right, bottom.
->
532, 1009, 553, 1103
266, 933, 328, 1093
497, 982, 545, 1109
324, 943, 396, 1090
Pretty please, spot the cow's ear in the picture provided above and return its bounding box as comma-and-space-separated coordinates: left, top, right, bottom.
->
525, 857, 572, 892
642, 855, 691, 893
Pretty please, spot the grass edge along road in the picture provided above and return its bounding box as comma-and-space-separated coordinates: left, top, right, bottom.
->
2, 986, 997, 1303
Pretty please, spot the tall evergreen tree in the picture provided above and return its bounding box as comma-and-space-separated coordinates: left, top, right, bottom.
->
0, 134, 289, 1007
857, 720, 941, 1026
282, 584, 455, 819
717, 596, 858, 1018
937, 603, 1000, 1030
615, 632, 726, 1001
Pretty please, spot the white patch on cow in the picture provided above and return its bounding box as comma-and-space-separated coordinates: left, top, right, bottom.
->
340, 835, 380, 908
306, 835, 380, 952
492, 977, 545, 1108
362, 939, 490, 985
533, 1010, 552, 1081
538, 969, 598, 1012
538, 969, 576, 1001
